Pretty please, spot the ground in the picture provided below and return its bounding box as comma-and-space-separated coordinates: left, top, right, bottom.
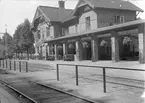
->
0, 86, 20, 103
0, 60, 145, 103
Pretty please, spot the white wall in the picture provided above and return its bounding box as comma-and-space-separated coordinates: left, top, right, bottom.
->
78, 10, 98, 33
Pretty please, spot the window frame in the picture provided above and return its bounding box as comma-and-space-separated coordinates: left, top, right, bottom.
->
85, 16, 91, 31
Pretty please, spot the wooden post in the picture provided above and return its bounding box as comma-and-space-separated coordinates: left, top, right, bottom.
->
56, 64, 59, 81
19, 61, 21, 72
26, 62, 28, 72
3, 60, 4, 68
0, 60, 1, 67
9, 61, 11, 70
76, 65, 79, 86
103, 68, 106, 93
6, 60, 7, 69
14, 61, 16, 71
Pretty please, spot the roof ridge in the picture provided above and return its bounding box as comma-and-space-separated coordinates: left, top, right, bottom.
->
39, 5, 73, 11
39, 5, 59, 9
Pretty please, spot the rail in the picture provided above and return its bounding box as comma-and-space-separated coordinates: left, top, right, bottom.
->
0, 80, 38, 103
56, 64, 145, 93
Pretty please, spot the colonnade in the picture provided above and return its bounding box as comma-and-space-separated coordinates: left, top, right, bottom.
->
38, 23, 145, 64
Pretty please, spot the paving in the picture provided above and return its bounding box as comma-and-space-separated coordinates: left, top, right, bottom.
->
1, 60, 145, 103
0, 84, 20, 103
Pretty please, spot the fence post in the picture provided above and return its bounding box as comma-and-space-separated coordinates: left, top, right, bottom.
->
3, 60, 4, 68
19, 61, 21, 72
56, 64, 59, 81
6, 60, 7, 69
14, 61, 16, 71
26, 62, 28, 72
0, 60, 1, 67
103, 67, 106, 93
76, 65, 79, 86
9, 60, 11, 70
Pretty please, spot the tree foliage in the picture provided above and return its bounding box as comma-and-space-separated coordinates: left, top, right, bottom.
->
0, 32, 14, 58
13, 19, 34, 53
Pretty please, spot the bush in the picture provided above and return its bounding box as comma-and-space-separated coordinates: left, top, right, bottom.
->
64, 54, 74, 61
46, 55, 55, 61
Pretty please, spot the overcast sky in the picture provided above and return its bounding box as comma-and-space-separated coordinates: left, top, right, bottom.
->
0, 0, 145, 36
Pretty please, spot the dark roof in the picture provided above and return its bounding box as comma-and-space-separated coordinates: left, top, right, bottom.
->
39, 6, 73, 22
62, 12, 76, 22
45, 19, 145, 43
37, 0, 143, 23
89, 0, 143, 12
63, 0, 143, 22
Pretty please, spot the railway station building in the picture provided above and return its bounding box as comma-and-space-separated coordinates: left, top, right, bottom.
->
31, 0, 145, 63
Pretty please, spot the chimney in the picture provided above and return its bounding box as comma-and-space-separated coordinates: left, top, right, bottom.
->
58, 0, 65, 9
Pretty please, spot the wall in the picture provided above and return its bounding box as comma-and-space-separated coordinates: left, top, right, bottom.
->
78, 10, 98, 33
62, 6, 98, 35
33, 21, 55, 55
53, 23, 62, 38
96, 8, 136, 28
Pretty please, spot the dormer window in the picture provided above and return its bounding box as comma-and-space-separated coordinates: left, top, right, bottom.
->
85, 16, 91, 31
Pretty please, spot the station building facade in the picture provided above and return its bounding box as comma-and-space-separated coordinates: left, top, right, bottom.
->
31, 0, 145, 63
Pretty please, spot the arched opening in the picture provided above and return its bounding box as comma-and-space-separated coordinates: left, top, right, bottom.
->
99, 38, 111, 60
68, 43, 76, 54
120, 36, 139, 61
57, 45, 63, 60
50, 45, 55, 55
82, 41, 91, 60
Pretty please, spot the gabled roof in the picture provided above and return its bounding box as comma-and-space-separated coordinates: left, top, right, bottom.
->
89, 0, 143, 12
32, 0, 143, 24
73, 0, 143, 15
62, 12, 76, 23
38, 6, 73, 22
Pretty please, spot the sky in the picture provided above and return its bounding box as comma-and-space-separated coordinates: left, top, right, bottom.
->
0, 0, 145, 36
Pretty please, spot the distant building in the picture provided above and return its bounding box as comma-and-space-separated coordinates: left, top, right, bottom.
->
31, 0, 145, 63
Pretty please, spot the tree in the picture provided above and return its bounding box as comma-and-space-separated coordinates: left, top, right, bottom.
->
13, 19, 34, 59
1, 32, 14, 58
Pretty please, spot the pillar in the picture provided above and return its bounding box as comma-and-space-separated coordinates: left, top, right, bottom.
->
47, 44, 50, 56
91, 35, 99, 62
45, 45, 48, 60
63, 41, 68, 56
75, 39, 83, 61
54, 44, 59, 60
111, 31, 120, 62
138, 23, 145, 64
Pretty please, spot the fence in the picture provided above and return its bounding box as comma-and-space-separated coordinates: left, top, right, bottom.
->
0, 59, 28, 73
0, 60, 144, 93
56, 64, 145, 93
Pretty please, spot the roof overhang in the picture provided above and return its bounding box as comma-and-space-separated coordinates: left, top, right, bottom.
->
44, 19, 145, 43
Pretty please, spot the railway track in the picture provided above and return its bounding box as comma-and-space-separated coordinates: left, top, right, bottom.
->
0, 70, 96, 103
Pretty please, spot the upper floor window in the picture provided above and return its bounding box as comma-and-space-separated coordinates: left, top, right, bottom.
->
46, 27, 50, 37
61, 28, 65, 36
114, 15, 124, 24
85, 16, 91, 31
